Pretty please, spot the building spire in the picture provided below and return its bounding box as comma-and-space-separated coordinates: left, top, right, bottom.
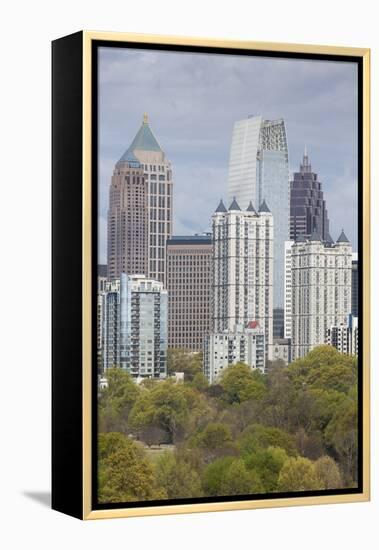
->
301, 145, 311, 173
143, 112, 148, 124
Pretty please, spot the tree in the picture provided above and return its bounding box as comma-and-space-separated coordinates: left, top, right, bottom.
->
220, 363, 266, 404
155, 452, 203, 499
244, 446, 288, 492
277, 456, 322, 492
192, 422, 236, 462
98, 432, 165, 503
98, 368, 140, 432
167, 349, 203, 381
129, 380, 209, 443
238, 424, 297, 457
203, 457, 263, 497
325, 393, 358, 483
314, 456, 342, 489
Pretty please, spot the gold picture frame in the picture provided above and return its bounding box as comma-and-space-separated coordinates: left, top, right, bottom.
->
52, 31, 370, 520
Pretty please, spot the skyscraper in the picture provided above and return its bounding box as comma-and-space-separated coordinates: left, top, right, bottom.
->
119, 274, 168, 379
351, 252, 358, 317
290, 149, 330, 241
227, 116, 289, 330
166, 234, 212, 351
290, 230, 352, 360
107, 154, 148, 281
211, 197, 273, 359
115, 114, 173, 286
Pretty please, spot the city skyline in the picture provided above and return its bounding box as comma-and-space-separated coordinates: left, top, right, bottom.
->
98, 47, 358, 264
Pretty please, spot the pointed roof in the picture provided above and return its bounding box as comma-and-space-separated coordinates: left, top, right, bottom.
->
117, 114, 162, 165
324, 232, 334, 245
309, 230, 322, 242
215, 199, 227, 213
258, 199, 271, 213
337, 229, 350, 243
117, 148, 142, 167
229, 197, 241, 211
246, 200, 257, 213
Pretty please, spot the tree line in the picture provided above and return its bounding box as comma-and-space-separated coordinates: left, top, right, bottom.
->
98, 345, 358, 503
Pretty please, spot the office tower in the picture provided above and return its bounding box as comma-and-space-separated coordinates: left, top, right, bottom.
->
291, 230, 352, 360
284, 240, 294, 339
100, 280, 121, 371
114, 114, 173, 285
227, 116, 289, 331
352, 252, 358, 317
107, 153, 148, 281
212, 197, 273, 359
119, 274, 167, 379
204, 322, 265, 383
290, 149, 330, 241
166, 234, 212, 351
326, 314, 358, 356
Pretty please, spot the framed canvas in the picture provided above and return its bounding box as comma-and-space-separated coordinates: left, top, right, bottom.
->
52, 31, 370, 520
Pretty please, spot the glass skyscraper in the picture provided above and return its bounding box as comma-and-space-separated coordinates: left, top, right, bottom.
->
227, 116, 289, 325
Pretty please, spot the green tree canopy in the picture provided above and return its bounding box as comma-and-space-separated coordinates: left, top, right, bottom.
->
314, 455, 343, 489
202, 457, 264, 497
277, 456, 322, 492
155, 452, 203, 499
238, 423, 297, 457
220, 363, 266, 404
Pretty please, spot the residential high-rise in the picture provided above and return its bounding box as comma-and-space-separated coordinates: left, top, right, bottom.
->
166, 234, 212, 351
212, 197, 273, 359
291, 230, 352, 360
115, 114, 173, 285
204, 322, 265, 383
119, 274, 168, 379
290, 149, 330, 241
227, 116, 289, 328
352, 252, 359, 317
100, 274, 167, 378
107, 154, 148, 281
100, 280, 121, 371
326, 314, 358, 356
284, 240, 294, 340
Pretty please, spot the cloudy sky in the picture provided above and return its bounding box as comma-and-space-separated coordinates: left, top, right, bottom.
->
98, 46, 358, 263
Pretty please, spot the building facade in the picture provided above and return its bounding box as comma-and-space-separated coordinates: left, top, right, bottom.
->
166, 234, 212, 351
284, 240, 294, 339
204, 322, 265, 383
119, 274, 167, 379
107, 155, 148, 281
352, 252, 358, 317
291, 230, 352, 360
113, 114, 173, 286
227, 116, 289, 327
290, 150, 330, 241
99, 274, 167, 378
326, 314, 358, 356
212, 198, 273, 359
271, 338, 291, 365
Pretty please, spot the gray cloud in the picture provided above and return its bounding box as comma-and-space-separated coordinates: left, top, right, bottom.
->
98, 47, 358, 263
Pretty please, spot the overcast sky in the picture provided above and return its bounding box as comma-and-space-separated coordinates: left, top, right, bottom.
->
98, 46, 358, 263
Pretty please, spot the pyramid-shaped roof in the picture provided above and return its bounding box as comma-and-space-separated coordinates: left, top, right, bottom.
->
117, 114, 162, 165
296, 233, 307, 242
246, 201, 257, 213
215, 199, 227, 213
309, 230, 322, 242
229, 197, 241, 211
258, 199, 271, 213
337, 229, 350, 243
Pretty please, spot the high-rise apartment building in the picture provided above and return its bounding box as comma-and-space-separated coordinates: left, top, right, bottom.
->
99, 274, 167, 378
166, 235, 212, 351
227, 116, 289, 324
290, 150, 330, 241
113, 114, 173, 286
107, 154, 148, 281
290, 230, 352, 360
326, 314, 358, 356
119, 274, 167, 379
212, 198, 273, 359
351, 252, 358, 317
204, 322, 265, 383
284, 240, 294, 340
